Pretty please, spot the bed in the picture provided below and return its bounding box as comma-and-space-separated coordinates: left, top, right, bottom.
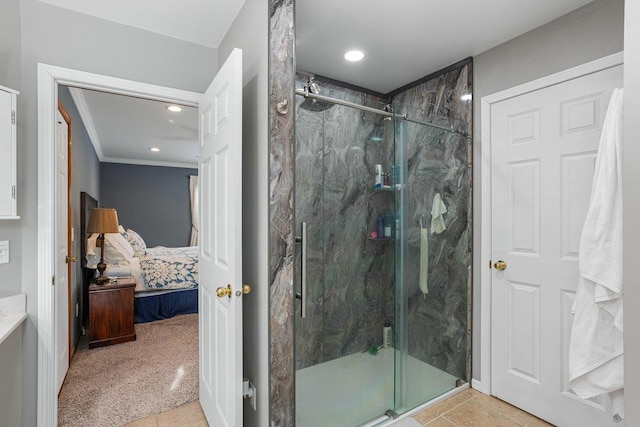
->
81, 192, 199, 323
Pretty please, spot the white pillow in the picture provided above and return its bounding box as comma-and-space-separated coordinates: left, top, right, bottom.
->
100, 233, 135, 263
123, 229, 147, 255
86, 232, 135, 268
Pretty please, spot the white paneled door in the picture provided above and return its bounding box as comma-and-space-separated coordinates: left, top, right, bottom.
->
198, 48, 243, 427
490, 65, 622, 426
55, 109, 70, 393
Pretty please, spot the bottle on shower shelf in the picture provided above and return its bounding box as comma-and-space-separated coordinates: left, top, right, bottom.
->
384, 209, 392, 237
375, 164, 383, 189
377, 214, 384, 238
383, 322, 393, 348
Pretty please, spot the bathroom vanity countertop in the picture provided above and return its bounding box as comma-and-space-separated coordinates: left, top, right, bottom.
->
0, 294, 27, 345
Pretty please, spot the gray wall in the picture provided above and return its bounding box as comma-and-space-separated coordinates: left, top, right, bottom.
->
16, 0, 218, 424
0, 0, 22, 300
217, 0, 269, 424
100, 163, 197, 248
58, 85, 100, 354
0, 0, 21, 89
471, 0, 624, 382
624, 0, 640, 424
0, 3, 23, 425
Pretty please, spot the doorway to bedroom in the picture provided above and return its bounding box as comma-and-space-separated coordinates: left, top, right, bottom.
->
55, 84, 204, 426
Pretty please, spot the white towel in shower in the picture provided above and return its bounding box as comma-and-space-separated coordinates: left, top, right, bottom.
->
419, 225, 429, 297
430, 193, 447, 234
569, 88, 624, 420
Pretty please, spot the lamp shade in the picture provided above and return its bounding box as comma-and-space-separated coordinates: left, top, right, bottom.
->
87, 208, 119, 234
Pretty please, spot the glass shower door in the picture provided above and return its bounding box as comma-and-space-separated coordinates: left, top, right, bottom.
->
392, 103, 470, 414
294, 91, 397, 426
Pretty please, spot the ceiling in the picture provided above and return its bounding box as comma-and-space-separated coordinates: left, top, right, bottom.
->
68, 88, 198, 168
38, 0, 246, 48
296, 0, 595, 93
47, 0, 594, 166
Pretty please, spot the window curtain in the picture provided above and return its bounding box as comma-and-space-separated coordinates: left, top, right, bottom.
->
189, 175, 199, 246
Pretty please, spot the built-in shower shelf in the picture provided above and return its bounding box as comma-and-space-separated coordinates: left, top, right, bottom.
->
373, 186, 394, 192
368, 237, 394, 242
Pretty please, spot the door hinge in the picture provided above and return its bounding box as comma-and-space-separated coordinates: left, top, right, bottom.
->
52, 276, 55, 286
11, 185, 15, 199
11, 110, 15, 125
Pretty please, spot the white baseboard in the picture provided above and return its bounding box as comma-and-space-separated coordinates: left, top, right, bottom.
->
471, 378, 490, 395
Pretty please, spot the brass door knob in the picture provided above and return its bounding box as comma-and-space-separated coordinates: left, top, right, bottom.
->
242, 284, 252, 295
66, 255, 77, 263
216, 284, 233, 298
494, 260, 507, 271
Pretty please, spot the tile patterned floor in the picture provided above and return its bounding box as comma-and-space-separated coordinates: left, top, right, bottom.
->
412, 388, 554, 427
120, 388, 554, 427
121, 401, 207, 427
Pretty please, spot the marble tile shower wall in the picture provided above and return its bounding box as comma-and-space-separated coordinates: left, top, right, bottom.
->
393, 62, 473, 381
293, 63, 473, 377
269, 0, 295, 423
294, 79, 396, 369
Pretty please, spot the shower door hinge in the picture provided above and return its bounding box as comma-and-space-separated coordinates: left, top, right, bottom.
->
11, 110, 15, 125
385, 409, 399, 419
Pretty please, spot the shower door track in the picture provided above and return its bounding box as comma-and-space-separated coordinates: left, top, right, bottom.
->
295, 88, 466, 135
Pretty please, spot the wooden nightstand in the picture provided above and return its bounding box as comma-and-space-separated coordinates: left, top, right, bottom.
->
89, 277, 136, 348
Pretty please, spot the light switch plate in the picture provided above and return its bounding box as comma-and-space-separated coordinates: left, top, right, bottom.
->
0, 240, 9, 264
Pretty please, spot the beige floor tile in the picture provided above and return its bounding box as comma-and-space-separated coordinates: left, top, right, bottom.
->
472, 393, 526, 419
441, 388, 480, 408
424, 417, 459, 427
472, 394, 554, 426
157, 401, 208, 427
443, 398, 520, 427
521, 416, 555, 427
414, 401, 455, 425
121, 416, 158, 427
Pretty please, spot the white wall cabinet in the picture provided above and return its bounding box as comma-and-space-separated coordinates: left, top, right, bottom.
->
0, 85, 19, 219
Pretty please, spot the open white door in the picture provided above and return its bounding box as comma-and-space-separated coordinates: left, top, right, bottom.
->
55, 109, 70, 393
198, 48, 243, 426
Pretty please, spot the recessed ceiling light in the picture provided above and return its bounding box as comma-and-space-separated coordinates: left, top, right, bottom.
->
460, 94, 472, 101
150, 147, 160, 152
344, 50, 364, 62
166, 105, 183, 113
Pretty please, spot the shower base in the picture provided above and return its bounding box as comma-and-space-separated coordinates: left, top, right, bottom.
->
295, 348, 458, 427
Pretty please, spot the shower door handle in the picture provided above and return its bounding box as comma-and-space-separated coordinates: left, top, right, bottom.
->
295, 222, 307, 318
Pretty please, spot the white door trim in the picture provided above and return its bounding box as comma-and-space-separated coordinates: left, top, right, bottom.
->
477, 51, 624, 395
36, 63, 202, 427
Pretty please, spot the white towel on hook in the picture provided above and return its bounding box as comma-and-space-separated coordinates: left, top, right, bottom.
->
569, 88, 624, 420
419, 225, 429, 297
431, 193, 447, 234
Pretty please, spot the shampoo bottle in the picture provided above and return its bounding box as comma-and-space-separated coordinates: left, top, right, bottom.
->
375, 164, 383, 188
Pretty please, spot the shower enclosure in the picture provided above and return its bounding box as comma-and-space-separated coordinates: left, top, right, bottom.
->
293, 71, 472, 426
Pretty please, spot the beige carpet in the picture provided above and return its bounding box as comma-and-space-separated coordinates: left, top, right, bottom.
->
58, 314, 199, 427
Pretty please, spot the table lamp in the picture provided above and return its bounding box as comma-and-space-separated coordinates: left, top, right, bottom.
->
87, 208, 119, 284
